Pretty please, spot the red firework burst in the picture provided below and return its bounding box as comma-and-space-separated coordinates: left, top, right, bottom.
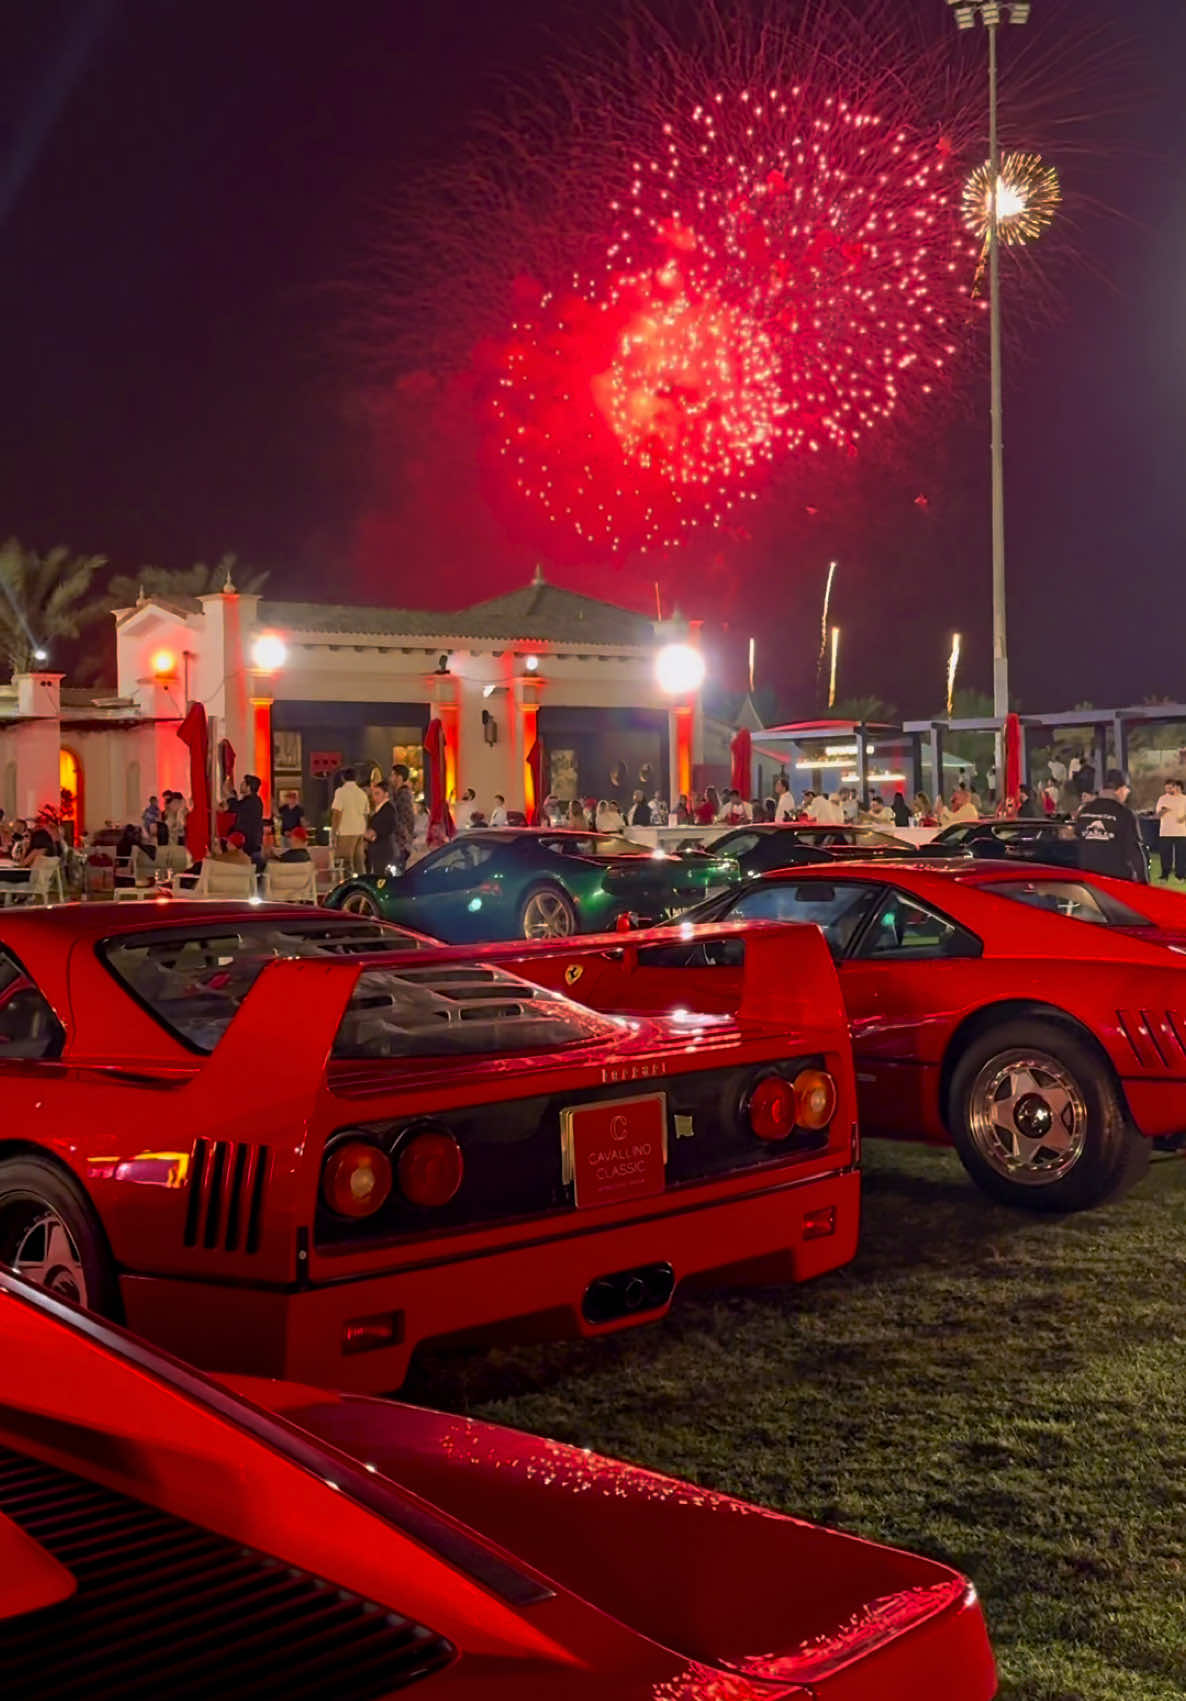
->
607, 87, 983, 457
493, 268, 783, 552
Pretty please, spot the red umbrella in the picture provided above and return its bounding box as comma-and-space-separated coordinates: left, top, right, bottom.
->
177, 703, 211, 863
526, 739, 544, 825
1004, 712, 1022, 814
424, 719, 454, 839
730, 726, 752, 797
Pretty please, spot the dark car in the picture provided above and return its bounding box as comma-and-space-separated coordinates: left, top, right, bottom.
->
325, 829, 739, 940
930, 818, 1085, 871
703, 823, 966, 877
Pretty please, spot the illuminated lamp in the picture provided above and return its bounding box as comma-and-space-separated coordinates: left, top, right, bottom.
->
251, 633, 287, 671
655, 643, 706, 696
793, 1070, 838, 1131
524, 654, 540, 673
321, 1141, 393, 1218
151, 649, 177, 678
397, 1128, 464, 1207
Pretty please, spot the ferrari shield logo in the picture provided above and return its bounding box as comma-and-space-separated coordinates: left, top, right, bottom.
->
565, 963, 584, 986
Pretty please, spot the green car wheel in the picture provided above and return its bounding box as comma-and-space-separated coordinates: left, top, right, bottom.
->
339, 887, 382, 918
519, 885, 576, 939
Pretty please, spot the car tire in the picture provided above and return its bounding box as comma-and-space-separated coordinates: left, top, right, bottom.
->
0, 1156, 119, 1314
948, 1018, 1149, 1212
519, 885, 576, 940
339, 887, 381, 919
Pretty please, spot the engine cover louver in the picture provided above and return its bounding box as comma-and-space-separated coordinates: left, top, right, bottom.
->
0, 1444, 454, 1699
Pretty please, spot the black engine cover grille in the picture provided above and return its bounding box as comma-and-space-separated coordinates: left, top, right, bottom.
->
0, 1443, 454, 1700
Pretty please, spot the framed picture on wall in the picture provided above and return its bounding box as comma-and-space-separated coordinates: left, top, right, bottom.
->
549, 748, 578, 800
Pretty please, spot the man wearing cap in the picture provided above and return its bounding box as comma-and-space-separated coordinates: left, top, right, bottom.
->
1074, 769, 1148, 883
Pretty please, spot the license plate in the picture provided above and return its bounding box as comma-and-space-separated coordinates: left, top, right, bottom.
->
561, 1093, 668, 1209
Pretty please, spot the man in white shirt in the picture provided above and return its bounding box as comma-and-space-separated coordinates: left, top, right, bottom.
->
489, 794, 508, 828
454, 788, 477, 831
774, 776, 796, 822
806, 790, 833, 824
331, 769, 370, 873
1155, 779, 1186, 881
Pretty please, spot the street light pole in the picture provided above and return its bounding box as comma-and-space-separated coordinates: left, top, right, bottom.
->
986, 15, 1007, 726
949, 1, 1029, 753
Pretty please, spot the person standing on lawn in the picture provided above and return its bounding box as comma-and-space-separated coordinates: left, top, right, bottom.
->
1155, 778, 1186, 881
1075, 769, 1148, 883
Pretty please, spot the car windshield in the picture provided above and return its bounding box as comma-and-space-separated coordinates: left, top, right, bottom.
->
100, 917, 623, 1056
977, 879, 1149, 927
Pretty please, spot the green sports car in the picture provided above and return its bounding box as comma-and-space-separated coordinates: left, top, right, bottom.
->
323, 828, 741, 941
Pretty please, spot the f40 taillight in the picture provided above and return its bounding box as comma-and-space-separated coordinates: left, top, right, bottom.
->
745, 1069, 838, 1141
396, 1127, 464, 1207
322, 1140, 393, 1218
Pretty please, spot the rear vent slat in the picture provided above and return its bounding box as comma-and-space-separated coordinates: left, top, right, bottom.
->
184, 1140, 269, 1254
0, 1445, 453, 1699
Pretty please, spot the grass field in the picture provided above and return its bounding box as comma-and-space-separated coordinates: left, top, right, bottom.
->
407, 1140, 1186, 1701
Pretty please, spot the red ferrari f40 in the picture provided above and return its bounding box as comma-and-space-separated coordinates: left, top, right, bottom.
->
0, 1269, 999, 1699
0, 903, 858, 1390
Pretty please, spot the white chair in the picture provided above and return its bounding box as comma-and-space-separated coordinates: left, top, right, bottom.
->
187, 860, 258, 900
2, 857, 66, 907
262, 860, 318, 904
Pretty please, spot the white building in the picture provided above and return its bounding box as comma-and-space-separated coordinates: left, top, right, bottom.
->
1, 569, 714, 834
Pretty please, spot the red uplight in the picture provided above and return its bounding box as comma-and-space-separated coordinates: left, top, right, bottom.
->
397, 1128, 464, 1208
321, 1141, 393, 1219
747, 1074, 796, 1141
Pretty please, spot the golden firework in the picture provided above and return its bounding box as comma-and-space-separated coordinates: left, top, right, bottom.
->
963, 151, 1061, 247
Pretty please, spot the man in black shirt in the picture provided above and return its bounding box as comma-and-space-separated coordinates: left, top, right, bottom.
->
1074, 769, 1147, 883
235, 774, 266, 865
365, 781, 397, 875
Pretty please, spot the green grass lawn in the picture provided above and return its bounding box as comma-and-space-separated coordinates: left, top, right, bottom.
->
406, 1141, 1186, 1701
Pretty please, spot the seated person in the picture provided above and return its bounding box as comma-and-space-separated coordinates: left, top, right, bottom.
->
209, 831, 252, 866
18, 826, 55, 869
272, 825, 312, 863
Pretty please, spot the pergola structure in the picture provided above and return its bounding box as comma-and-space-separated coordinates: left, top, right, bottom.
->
751, 706, 1186, 804
904, 704, 1186, 800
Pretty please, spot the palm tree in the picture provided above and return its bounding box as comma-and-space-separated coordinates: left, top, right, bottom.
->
831, 695, 899, 725
104, 552, 269, 609
0, 538, 107, 678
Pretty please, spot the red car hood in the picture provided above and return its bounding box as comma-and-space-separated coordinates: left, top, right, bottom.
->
231, 1377, 997, 1699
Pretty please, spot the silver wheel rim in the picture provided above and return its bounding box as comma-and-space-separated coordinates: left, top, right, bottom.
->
342, 891, 377, 917
522, 890, 573, 939
8, 1209, 88, 1305
967, 1049, 1089, 1186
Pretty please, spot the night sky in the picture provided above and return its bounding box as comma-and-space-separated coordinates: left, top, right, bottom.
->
2, 0, 1183, 716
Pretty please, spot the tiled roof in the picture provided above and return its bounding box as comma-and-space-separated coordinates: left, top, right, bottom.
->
258, 573, 656, 648
257, 600, 451, 637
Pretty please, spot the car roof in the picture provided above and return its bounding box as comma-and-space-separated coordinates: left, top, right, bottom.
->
752, 858, 1082, 887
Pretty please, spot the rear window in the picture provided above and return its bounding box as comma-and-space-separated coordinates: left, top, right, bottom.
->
100, 918, 623, 1056
977, 879, 1149, 927
540, 834, 643, 858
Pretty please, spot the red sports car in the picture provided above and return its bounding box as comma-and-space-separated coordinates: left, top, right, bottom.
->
529, 863, 1186, 1212
0, 902, 857, 1391
0, 1268, 999, 1699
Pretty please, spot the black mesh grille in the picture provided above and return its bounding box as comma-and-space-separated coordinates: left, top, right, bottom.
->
184, 1139, 268, 1252
0, 1444, 454, 1700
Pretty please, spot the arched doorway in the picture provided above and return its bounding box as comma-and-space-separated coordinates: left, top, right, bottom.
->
59, 748, 83, 844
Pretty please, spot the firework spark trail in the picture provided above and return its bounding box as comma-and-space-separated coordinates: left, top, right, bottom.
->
947, 631, 961, 717
828, 624, 840, 709
817, 558, 836, 699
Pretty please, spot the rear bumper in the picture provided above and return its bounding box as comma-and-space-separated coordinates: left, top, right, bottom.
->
120, 1167, 858, 1393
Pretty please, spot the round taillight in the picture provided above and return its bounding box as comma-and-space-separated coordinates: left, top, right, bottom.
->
794, 1069, 838, 1131
397, 1128, 464, 1208
322, 1141, 393, 1218
747, 1074, 796, 1141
